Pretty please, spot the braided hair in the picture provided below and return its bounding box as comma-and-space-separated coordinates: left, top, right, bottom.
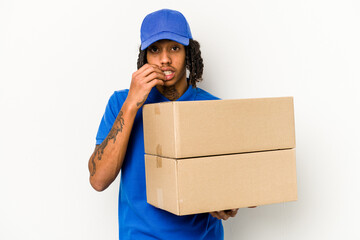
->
136, 39, 204, 87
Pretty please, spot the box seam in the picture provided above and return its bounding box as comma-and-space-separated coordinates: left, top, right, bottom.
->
173, 102, 181, 158
291, 97, 297, 148
175, 159, 180, 215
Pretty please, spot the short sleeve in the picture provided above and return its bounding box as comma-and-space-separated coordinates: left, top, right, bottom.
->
95, 90, 128, 145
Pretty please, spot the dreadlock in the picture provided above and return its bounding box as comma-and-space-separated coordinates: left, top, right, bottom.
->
136, 39, 204, 87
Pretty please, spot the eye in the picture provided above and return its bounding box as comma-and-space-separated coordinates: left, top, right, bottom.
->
148, 46, 159, 53
171, 46, 180, 51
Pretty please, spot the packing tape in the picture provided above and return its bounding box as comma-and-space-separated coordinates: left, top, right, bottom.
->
156, 156, 162, 168
156, 144, 162, 156
155, 105, 160, 115
157, 188, 164, 208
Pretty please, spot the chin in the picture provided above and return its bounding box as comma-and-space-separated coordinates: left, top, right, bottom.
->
163, 80, 177, 87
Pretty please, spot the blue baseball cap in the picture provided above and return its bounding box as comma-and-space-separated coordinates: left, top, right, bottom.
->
140, 9, 193, 50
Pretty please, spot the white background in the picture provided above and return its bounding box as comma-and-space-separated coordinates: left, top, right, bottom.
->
1, 0, 359, 239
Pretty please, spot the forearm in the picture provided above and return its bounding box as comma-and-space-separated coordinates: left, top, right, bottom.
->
88, 64, 166, 191
88, 100, 137, 191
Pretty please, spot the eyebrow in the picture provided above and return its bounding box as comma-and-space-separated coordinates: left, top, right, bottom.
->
148, 42, 181, 49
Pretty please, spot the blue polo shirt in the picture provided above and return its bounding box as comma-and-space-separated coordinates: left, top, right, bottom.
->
95, 84, 223, 240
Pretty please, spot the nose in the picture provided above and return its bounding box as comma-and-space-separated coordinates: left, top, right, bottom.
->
160, 51, 171, 65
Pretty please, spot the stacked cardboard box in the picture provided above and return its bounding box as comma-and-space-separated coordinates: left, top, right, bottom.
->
143, 97, 297, 216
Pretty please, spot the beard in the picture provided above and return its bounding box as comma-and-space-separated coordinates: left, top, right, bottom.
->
159, 85, 180, 101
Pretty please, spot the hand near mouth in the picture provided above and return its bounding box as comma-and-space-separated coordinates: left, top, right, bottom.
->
126, 64, 166, 110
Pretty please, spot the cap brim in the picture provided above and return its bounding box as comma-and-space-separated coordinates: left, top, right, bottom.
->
141, 32, 190, 50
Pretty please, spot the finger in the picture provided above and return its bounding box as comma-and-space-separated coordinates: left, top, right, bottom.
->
143, 71, 166, 83
228, 209, 238, 217
133, 63, 151, 78
210, 212, 221, 220
209, 212, 216, 219
147, 79, 164, 89
217, 211, 229, 220
140, 64, 164, 79
133, 64, 160, 81
138, 63, 158, 73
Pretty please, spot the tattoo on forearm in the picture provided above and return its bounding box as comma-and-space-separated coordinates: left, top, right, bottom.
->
90, 111, 125, 176
136, 95, 147, 107
90, 145, 100, 176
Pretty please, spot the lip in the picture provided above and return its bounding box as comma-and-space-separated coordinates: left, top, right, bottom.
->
160, 67, 175, 72
161, 67, 176, 81
164, 71, 175, 81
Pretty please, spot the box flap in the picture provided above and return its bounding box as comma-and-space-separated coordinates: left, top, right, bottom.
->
143, 102, 176, 158
176, 149, 297, 215
144, 97, 296, 158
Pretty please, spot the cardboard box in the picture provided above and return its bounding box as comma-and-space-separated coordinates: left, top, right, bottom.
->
143, 97, 295, 158
145, 149, 297, 216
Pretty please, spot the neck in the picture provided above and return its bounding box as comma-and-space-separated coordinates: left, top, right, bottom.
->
156, 78, 188, 101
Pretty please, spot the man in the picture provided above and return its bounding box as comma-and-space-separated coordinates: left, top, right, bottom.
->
88, 9, 238, 239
